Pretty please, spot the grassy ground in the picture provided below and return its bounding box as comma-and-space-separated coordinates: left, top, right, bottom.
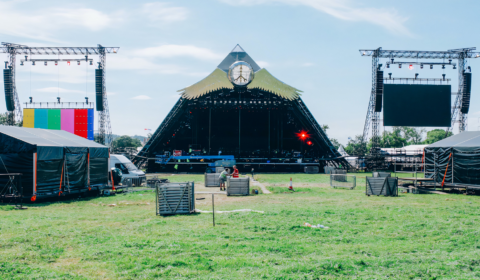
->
1, 173, 479, 279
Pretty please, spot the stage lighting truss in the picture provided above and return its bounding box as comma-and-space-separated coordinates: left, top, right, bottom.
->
20, 58, 94, 65
386, 60, 456, 69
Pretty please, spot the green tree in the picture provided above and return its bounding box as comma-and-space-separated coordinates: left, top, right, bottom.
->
423, 129, 453, 144
344, 135, 367, 156
401, 127, 426, 145
112, 135, 142, 149
0, 113, 7, 125
382, 127, 407, 148
321, 124, 329, 133
330, 138, 341, 150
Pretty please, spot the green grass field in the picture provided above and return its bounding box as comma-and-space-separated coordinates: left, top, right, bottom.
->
1, 173, 479, 279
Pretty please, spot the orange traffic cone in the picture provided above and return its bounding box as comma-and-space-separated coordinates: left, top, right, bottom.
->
289, 177, 294, 191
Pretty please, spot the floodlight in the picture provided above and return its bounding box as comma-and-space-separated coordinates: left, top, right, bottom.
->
20, 61, 23, 66
420, 64, 423, 69
442, 65, 445, 69
453, 65, 456, 69
430, 65, 433, 69
386, 63, 390, 68
32, 61, 35, 66
44, 62, 47, 66
77, 61, 80, 65
90, 61, 93, 65
399, 64, 402, 68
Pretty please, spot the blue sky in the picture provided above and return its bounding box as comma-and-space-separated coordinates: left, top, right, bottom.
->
0, 0, 479, 144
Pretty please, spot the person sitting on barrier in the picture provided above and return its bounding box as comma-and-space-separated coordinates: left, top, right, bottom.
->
232, 165, 239, 178
219, 168, 229, 191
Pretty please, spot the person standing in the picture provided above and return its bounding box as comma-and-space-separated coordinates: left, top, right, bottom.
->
232, 165, 239, 178
219, 168, 229, 191
251, 168, 255, 181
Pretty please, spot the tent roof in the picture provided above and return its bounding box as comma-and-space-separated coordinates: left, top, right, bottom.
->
0, 126, 106, 148
428, 131, 480, 148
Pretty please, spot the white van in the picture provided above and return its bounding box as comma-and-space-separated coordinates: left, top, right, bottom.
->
110, 154, 146, 186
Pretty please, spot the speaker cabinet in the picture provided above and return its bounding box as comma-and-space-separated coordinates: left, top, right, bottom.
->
95, 69, 104, 111
3, 69, 14, 111
461, 72, 471, 114
375, 71, 383, 112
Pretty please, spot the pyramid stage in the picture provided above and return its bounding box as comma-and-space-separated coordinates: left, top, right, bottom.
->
133, 45, 348, 173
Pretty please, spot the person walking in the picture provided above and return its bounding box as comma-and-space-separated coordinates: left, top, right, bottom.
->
219, 168, 229, 191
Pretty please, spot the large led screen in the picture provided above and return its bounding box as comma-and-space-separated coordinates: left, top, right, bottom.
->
383, 84, 451, 127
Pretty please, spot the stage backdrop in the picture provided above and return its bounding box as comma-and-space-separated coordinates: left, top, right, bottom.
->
23, 108, 94, 140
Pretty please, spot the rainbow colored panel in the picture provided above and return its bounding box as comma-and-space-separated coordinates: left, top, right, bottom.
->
34, 109, 48, 129
87, 109, 94, 140
22, 108, 94, 140
61, 109, 75, 134
47, 109, 61, 130
23, 109, 35, 128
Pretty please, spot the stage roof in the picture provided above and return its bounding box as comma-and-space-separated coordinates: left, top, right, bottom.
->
178, 44, 302, 100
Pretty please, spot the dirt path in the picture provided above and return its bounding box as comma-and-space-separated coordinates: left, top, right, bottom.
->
249, 177, 271, 194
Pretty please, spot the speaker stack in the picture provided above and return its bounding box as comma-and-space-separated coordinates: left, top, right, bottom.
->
95, 69, 104, 111
374, 70, 383, 112
461, 72, 472, 114
3, 68, 14, 111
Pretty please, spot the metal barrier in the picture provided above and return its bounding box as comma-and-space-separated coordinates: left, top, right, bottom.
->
205, 173, 221, 187
305, 166, 319, 174
0, 173, 23, 206
227, 177, 250, 196
366, 177, 398, 196
156, 182, 195, 216
330, 174, 356, 189
373, 172, 391, 178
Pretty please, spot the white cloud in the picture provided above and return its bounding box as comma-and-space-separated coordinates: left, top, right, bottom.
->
256, 61, 270, 68
131, 95, 152, 100
220, 0, 410, 35
302, 62, 314, 67
35, 87, 86, 94
0, 2, 123, 42
132, 45, 223, 61
141, 3, 189, 24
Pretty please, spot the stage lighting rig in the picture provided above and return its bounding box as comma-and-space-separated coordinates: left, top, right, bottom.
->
1, 42, 119, 144
359, 47, 480, 155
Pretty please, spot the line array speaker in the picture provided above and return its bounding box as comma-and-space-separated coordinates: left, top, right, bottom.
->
95, 69, 104, 111
461, 72, 472, 114
3, 69, 14, 111
375, 70, 383, 112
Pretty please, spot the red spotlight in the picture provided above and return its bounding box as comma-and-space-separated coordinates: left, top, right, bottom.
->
296, 130, 310, 141
307, 141, 312, 146
409, 64, 414, 70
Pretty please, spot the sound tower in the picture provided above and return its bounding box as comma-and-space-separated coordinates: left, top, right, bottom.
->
461, 72, 472, 114
95, 69, 104, 111
374, 70, 383, 112
3, 68, 14, 111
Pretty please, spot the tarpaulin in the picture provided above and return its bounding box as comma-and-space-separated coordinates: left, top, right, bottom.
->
89, 147, 109, 158
425, 132, 480, 185
36, 159, 63, 194
0, 133, 36, 154
90, 158, 108, 186
65, 149, 87, 191
37, 146, 63, 161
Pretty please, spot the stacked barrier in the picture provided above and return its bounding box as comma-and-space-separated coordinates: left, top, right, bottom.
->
156, 182, 195, 216
227, 177, 250, 196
